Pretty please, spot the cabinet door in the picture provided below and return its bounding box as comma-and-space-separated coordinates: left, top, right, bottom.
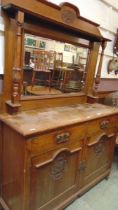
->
83, 133, 116, 186
0, 122, 2, 195
29, 147, 82, 210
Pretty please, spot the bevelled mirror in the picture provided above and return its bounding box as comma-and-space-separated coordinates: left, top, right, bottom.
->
23, 33, 89, 96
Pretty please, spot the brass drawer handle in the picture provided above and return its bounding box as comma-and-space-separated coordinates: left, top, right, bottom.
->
100, 120, 109, 129
56, 132, 70, 144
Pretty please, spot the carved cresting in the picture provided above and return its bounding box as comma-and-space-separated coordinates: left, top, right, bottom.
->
61, 9, 76, 24
60, 3, 80, 24
51, 152, 68, 180
11, 11, 24, 104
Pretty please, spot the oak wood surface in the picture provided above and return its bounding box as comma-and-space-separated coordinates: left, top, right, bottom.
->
1, 0, 103, 41
0, 103, 118, 136
0, 105, 118, 210
1, 0, 106, 113
0, 123, 2, 196
0, 1, 117, 210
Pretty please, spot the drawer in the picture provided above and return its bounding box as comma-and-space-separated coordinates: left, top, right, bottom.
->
31, 143, 82, 168
27, 124, 86, 156
87, 115, 118, 144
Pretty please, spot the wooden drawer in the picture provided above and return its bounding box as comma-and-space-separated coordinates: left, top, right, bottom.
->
27, 124, 86, 156
87, 115, 118, 144
31, 143, 82, 168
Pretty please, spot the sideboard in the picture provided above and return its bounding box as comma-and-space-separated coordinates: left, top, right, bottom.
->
0, 103, 118, 210
0, 1, 118, 210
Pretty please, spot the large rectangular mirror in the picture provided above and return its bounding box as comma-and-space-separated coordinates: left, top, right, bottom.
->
23, 33, 89, 96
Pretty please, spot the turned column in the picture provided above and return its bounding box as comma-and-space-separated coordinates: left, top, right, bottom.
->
11, 11, 24, 104
93, 40, 107, 95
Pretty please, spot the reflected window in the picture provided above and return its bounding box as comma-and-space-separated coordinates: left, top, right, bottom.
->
23, 34, 89, 96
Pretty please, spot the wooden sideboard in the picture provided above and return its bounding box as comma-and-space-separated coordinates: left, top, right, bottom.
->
0, 103, 118, 210
0, 1, 118, 210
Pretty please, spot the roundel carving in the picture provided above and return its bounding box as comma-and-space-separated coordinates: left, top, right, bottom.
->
61, 9, 76, 24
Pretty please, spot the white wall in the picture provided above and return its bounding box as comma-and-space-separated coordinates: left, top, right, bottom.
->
0, 0, 118, 78
25, 33, 88, 65
48, 0, 118, 79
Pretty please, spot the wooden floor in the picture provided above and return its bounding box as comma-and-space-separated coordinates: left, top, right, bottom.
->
26, 85, 62, 95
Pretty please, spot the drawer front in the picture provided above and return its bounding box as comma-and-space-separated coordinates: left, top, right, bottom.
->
87, 115, 118, 144
27, 124, 86, 156
31, 144, 82, 168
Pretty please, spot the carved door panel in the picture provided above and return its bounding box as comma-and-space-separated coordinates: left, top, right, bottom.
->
83, 133, 116, 186
29, 148, 82, 210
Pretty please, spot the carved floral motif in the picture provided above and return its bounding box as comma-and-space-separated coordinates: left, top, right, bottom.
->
94, 135, 107, 155
61, 9, 76, 24
51, 153, 68, 180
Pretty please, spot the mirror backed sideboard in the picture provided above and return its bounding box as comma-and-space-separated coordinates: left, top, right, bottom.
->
0, 1, 118, 210
0, 0, 110, 113
0, 103, 118, 210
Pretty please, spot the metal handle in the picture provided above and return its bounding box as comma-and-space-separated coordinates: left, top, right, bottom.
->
56, 132, 70, 144
100, 120, 109, 129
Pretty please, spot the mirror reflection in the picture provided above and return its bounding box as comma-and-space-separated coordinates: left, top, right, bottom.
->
23, 34, 89, 96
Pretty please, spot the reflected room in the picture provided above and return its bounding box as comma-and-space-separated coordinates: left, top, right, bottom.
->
23, 34, 89, 96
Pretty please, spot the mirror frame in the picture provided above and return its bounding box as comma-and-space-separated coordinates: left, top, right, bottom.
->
1, 0, 106, 114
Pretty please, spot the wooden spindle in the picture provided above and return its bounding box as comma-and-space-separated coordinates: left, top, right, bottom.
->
11, 11, 24, 104
93, 40, 107, 95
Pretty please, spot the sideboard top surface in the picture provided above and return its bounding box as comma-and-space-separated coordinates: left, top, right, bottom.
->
0, 103, 118, 136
